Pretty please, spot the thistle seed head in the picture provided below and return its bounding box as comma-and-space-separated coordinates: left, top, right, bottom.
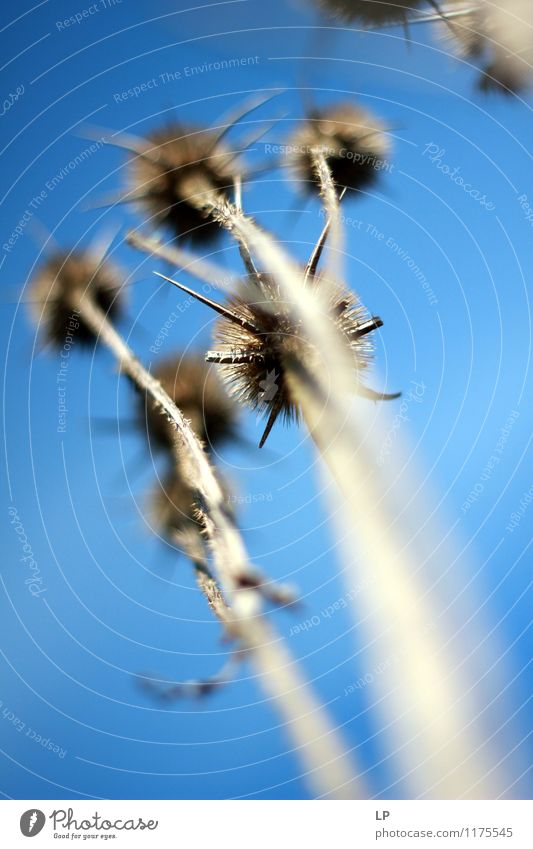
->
140, 354, 238, 454
314, 0, 424, 25
150, 468, 235, 557
150, 469, 206, 559
211, 272, 375, 431
29, 251, 123, 348
435, 5, 485, 59
287, 103, 390, 193
478, 57, 529, 95
127, 123, 239, 244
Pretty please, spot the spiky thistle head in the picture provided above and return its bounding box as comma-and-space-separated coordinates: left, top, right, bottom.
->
127, 123, 239, 244
28, 250, 124, 348
150, 467, 234, 557
287, 103, 391, 194
139, 354, 238, 455
209, 271, 383, 446
313, 0, 424, 25
149, 469, 213, 566
435, 4, 485, 58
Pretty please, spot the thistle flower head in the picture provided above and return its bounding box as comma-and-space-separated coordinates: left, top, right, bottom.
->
210, 271, 379, 445
435, 5, 485, 58
314, 0, 424, 25
149, 469, 207, 560
287, 103, 390, 193
140, 354, 238, 454
150, 467, 235, 555
29, 251, 123, 348
128, 123, 239, 244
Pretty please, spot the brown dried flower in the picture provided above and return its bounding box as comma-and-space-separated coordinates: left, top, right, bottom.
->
155, 259, 398, 448
127, 123, 239, 244
139, 354, 238, 455
287, 103, 391, 194
314, 0, 425, 26
28, 251, 124, 348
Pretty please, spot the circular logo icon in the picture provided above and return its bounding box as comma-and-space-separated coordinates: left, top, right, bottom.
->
20, 810, 46, 837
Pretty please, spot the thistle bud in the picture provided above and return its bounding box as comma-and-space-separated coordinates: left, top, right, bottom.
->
28, 251, 123, 349
127, 124, 239, 244
435, 4, 485, 58
139, 354, 238, 454
209, 272, 380, 445
287, 103, 390, 194
314, 0, 424, 25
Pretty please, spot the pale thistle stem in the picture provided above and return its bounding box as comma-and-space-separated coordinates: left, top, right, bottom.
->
220, 212, 500, 798
66, 288, 362, 801
126, 229, 239, 291
192, 558, 236, 637
309, 147, 343, 282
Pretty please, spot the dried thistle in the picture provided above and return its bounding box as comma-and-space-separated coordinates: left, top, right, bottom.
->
126, 123, 239, 244
434, 3, 485, 58
27, 237, 358, 797
139, 354, 238, 455
156, 263, 397, 449
428, 1, 533, 93
314, 0, 425, 25
151, 469, 296, 607
287, 103, 391, 194
150, 468, 207, 556
28, 251, 124, 348
137, 658, 239, 701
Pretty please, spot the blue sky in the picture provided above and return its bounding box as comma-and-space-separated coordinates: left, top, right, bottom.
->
1, 0, 532, 799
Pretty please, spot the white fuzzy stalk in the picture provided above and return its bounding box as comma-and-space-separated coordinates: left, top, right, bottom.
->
68, 289, 363, 801
217, 206, 500, 797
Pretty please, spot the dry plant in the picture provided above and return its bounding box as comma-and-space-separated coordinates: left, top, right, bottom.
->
312, 0, 533, 93
28, 237, 363, 799
26, 62, 515, 796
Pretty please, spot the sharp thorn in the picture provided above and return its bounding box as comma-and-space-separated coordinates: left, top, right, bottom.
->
358, 385, 401, 401
354, 316, 383, 337
153, 272, 259, 334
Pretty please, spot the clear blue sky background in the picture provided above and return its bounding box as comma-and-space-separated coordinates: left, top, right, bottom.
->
1, 0, 532, 800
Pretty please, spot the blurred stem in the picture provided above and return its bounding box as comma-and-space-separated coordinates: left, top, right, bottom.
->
309, 147, 342, 282
67, 289, 363, 801
126, 229, 238, 290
